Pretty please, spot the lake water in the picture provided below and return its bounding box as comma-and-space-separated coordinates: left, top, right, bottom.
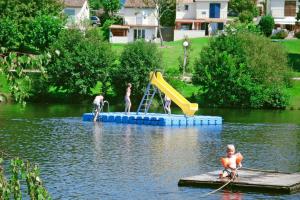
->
0, 104, 300, 199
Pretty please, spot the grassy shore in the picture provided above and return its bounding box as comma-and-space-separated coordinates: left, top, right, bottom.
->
2, 37, 300, 109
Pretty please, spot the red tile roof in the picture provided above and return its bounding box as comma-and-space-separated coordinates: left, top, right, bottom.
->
64, 0, 86, 8
124, 0, 155, 8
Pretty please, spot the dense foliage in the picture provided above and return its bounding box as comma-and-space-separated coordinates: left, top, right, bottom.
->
112, 40, 162, 100
258, 15, 275, 37
238, 10, 254, 23
271, 30, 288, 39
229, 0, 257, 16
0, 157, 51, 199
160, 0, 176, 27
295, 31, 300, 39
46, 28, 115, 96
89, 0, 103, 10
0, 0, 65, 104
192, 31, 291, 109
0, 0, 64, 53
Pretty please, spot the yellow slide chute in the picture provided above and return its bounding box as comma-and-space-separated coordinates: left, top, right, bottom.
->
150, 71, 198, 116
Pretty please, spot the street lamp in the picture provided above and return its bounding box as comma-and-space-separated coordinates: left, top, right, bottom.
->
183, 40, 189, 75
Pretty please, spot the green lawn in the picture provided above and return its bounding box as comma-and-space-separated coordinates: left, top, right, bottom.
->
281, 39, 300, 54
111, 38, 210, 72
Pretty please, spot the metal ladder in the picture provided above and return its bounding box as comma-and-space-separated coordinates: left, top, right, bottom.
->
136, 73, 166, 115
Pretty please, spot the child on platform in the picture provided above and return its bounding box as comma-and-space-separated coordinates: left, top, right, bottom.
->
219, 144, 243, 179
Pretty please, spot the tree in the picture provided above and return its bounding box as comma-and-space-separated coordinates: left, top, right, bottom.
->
229, 0, 257, 16
46, 29, 115, 96
0, 0, 64, 53
112, 40, 162, 100
0, 0, 65, 104
143, 0, 176, 46
258, 15, 275, 37
102, 0, 121, 18
192, 30, 291, 109
296, 5, 300, 23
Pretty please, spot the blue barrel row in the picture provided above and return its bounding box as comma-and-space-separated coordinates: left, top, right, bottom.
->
82, 113, 222, 126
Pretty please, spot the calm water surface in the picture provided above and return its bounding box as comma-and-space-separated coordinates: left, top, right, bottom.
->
0, 104, 300, 200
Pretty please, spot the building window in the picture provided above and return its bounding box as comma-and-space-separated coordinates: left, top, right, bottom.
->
64, 8, 75, 16
209, 3, 221, 18
134, 29, 145, 40
184, 5, 189, 10
181, 23, 192, 30
285, 1, 296, 16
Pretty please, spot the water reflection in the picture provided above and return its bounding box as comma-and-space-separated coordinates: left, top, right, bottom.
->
0, 104, 300, 199
222, 190, 243, 200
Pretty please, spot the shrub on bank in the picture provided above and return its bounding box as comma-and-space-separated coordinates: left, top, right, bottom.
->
271, 30, 288, 39
295, 31, 300, 39
258, 15, 275, 37
46, 28, 115, 96
112, 40, 162, 100
192, 31, 291, 109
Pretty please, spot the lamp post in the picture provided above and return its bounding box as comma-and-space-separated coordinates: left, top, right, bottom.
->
183, 40, 189, 75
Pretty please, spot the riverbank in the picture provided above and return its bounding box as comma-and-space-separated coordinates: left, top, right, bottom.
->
2, 38, 300, 109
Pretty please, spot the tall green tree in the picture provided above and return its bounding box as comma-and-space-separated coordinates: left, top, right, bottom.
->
192, 29, 291, 109
229, 0, 257, 16
102, 0, 121, 18
143, 0, 176, 46
46, 28, 115, 96
258, 15, 275, 37
0, 0, 64, 52
0, 0, 64, 104
112, 40, 162, 100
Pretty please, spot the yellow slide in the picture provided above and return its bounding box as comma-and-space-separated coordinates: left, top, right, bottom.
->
150, 72, 198, 116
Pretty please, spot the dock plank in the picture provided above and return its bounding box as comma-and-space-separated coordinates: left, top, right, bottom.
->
178, 169, 300, 194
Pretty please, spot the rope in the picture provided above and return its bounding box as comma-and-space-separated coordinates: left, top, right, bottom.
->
200, 179, 234, 198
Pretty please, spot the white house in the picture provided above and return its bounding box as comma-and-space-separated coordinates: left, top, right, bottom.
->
266, 0, 299, 30
174, 0, 229, 41
109, 0, 158, 43
63, 0, 90, 27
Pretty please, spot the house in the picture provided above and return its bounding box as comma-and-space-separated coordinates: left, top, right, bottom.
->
174, 0, 229, 40
63, 0, 90, 26
266, 0, 299, 31
109, 0, 158, 43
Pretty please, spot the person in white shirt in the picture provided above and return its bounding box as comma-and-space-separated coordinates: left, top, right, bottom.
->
93, 94, 104, 122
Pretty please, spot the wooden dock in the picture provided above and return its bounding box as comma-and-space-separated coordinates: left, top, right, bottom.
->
178, 169, 300, 194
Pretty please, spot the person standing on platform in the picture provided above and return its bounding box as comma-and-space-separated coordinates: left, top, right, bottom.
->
93, 94, 104, 122
125, 83, 132, 114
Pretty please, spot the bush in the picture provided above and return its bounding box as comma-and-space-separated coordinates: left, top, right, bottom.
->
295, 31, 300, 39
258, 15, 275, 37
112, 40, 162, 101
271, 29, 288, 39
239, 11, 254, 23
46, 29, 115, 96
101, 19, 115, 41
192, 31, 291, 109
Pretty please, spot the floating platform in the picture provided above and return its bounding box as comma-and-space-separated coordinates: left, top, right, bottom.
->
178, 169, 300, 194
82, 112, 222, 126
